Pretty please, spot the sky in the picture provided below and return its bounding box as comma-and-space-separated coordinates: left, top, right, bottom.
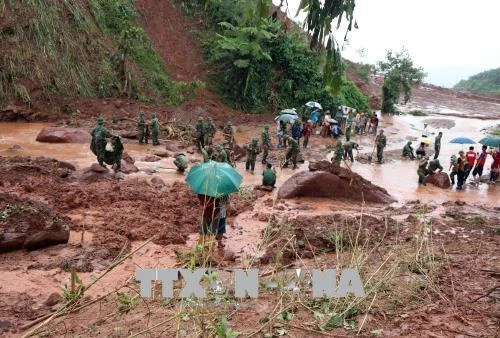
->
273, 0, 500, 88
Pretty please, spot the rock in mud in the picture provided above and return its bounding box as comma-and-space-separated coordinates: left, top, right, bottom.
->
426, 172, 451, 189
120, 160, 139, 174
120, 131, 138, 139
142, 155, 162, 162
0, 194, 71, 253
90, 163, 109, 173
165, 143, 180, 152
151, 176, 166, 188
57, 161, 76, 171
36, 127, 91, 143
279, 161, 395, 203
44, 293, 62, 307
122, 152, 135, 164
153, 149, 172, 158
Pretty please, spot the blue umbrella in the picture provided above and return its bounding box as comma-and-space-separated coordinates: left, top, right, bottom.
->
449, 137, 475, 144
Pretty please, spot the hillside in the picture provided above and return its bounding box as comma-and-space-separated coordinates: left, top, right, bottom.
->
454, 67, 500, 94
0, 0, 199, 112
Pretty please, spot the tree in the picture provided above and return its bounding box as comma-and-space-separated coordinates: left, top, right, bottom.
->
378, 49, 425, 114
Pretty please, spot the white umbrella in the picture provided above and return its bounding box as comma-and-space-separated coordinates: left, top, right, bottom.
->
279, 109, 297, 115
305, 101, 322, 110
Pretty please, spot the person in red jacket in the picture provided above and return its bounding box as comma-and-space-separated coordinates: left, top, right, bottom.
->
302, 120, 313, 149
465, 146, 477, 180
472, 145, 488, 181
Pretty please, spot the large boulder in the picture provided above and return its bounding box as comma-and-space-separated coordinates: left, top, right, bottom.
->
426, 172, 451, 189
36, 127, 91, 143
278, 161, 395, 204
120, 160, 139, 174
0, 194, 71, 253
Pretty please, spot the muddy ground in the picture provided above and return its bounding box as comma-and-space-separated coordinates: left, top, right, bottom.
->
0, 112, 499, 337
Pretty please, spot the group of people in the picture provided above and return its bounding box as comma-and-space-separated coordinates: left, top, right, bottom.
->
449, 145, 500, 189
90, 116, 123, 172
137, 112, 161, 146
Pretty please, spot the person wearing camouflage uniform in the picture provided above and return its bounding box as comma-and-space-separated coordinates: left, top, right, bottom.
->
174, 152, 189, 173
137, 112, 146, 144
375, 129, 387, 164
434, 132, 443, 159
427, 158, 443, 173
195, 117, 205, 150
261, 125, 271, 164
201, 146, 211, 163
223, 121, 234, 149
222, 140, 234, 166
90, 116, 111, 167
282, 135, 299, 169
402, 141, 415, 160
332, 140, 343, 166
345, 123, 352, 142
150, 113, 160, 145
417, 157, 430, 185
343, 141, 359, 162
205, 117, 216, 146
215, 144, 229, 164
246, 138, 260, 173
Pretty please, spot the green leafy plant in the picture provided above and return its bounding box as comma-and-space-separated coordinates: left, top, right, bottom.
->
215, 315, 239, 338
61, 269, 84, 304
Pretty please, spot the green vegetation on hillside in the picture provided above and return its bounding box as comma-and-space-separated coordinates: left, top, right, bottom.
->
454, 67, 500, 94
0, 0, 199, 109
181, 0, 368, 113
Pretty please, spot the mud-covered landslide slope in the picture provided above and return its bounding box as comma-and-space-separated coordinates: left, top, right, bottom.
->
0, 0, 191, 112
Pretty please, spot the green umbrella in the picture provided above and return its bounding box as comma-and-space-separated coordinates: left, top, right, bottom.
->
185, 161, 242, 197
479, 135, 500, 148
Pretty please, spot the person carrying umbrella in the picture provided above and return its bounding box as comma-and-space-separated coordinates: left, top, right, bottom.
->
186, 161, 242, 248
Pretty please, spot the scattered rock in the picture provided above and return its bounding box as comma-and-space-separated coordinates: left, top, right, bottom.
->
57, 168, 70, 178
8, 144, 22, 152
0, 193, 71, 253
36, 127, 91, 143
255, 185, 274, 192
279, 161, 395, 203
142, 155, 162, 162
90, 163, 109, 173
142, 168, 158, 175
57, 161, 76, 171
153, 149, 172, 158
122, 152, 135, 164
426, 172, 451, 189
120, 160, 139, 174
151, 176, 166, 188
165, 143, 180, 152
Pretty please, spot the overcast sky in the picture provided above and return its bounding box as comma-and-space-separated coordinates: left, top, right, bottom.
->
273, 0, 500, 88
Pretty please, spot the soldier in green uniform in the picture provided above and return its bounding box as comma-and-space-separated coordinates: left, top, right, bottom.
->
402, 141, 415, 160
137, 111, 146, 144
448, 155, 458, 185
332, 140, 343, 166
150, 113, 160, 145
343, 141, 359, 162
375, 129, 387, 164
223, 121, 234, 149
195, 117, 205, 150
215, 144, 229, 164
417, 157, 430, 185
262, 163, 276, 187
246, 138, 260, 173
434, 132, 443, 159
205, 117, 216, 146
200, 146, 211, 163
90, 116, 111, 167
427, 158, 443, 173
222, 140, 234, 166
282, 135, 299, 169
261, 124, 271, 164
174, 152, 189, 173
345, 123, 352, 142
